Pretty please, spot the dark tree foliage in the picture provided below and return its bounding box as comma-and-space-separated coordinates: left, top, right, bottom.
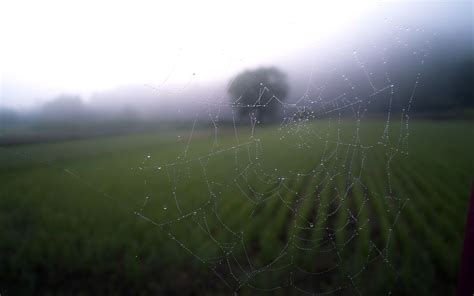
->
454, 58, 474, 108
228, 67, 289, 123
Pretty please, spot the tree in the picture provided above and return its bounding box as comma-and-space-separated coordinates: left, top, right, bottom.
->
40, 95, 86, 121
228, 67, 288, 123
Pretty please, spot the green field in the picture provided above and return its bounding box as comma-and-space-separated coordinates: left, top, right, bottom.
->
0, 120, 472, 295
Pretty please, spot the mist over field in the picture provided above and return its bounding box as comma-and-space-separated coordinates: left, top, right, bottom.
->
0, 1, 473, 295
1, 1, 472, 127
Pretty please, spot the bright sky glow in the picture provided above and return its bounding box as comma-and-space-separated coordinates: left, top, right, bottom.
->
1, 0, 378, 106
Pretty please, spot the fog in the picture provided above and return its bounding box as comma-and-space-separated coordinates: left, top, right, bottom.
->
1, 3, 473, 293
1, 0, 472, 122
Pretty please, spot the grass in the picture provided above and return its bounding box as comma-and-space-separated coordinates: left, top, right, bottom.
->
0, 119, 472, 295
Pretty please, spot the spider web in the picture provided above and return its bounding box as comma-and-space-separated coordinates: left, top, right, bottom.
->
132, 20, 430, 295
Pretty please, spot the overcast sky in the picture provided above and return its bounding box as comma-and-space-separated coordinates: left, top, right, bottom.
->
1, 0, 472, 109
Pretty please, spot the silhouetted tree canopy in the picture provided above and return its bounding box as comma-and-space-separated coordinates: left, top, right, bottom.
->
228, 67, 288, 123
41, 95, 86, 121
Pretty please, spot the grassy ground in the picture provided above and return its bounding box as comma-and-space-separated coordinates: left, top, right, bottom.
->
0, 119, 472, 295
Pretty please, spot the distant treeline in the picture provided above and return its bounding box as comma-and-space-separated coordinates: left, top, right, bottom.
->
1, 42, 472, 127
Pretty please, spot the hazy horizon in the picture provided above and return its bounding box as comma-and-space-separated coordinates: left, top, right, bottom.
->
1, 0, 472, 111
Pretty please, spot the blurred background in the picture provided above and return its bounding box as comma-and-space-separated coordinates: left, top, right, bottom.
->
0, 0, 472, 295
